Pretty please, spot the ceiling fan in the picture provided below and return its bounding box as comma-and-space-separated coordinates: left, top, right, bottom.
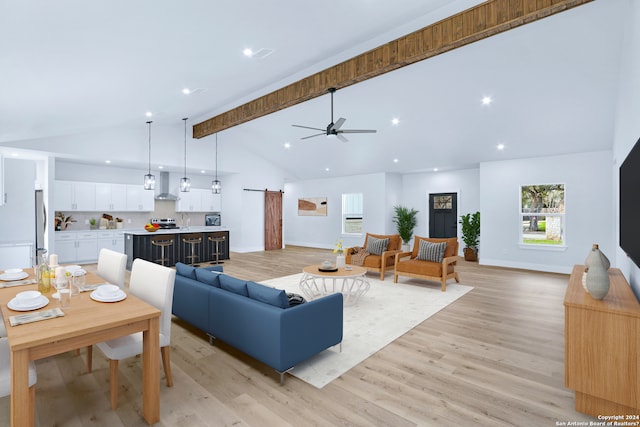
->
292, 87, 377, 142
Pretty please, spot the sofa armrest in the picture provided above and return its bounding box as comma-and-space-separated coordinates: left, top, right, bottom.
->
395, 251, 412, 264
442, 255, 461, 269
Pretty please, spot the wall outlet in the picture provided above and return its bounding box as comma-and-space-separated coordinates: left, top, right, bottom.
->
84, 219, 89, 225
127, 219, 131, 224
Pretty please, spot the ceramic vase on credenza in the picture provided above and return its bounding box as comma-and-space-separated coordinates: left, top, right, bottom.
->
585, 243, 610, 300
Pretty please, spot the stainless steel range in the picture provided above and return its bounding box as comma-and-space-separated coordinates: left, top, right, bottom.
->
150, 218, 178, 229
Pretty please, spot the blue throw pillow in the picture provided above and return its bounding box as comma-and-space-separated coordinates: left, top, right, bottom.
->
246, 282, 289, 309
175, 262, 197, 279
195, 268, 222, 287
219, 274, 249, 296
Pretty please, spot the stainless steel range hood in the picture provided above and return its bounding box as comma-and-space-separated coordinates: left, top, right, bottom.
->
155, 171, 178, 201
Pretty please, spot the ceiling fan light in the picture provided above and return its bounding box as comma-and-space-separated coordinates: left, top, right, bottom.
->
144, 173, 155, 190
212, 179, 222, 194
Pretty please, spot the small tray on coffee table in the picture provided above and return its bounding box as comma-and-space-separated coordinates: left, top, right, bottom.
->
318, 267, 338, 272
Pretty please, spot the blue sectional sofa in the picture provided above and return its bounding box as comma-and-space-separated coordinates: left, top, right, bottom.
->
172, 263, 343, 383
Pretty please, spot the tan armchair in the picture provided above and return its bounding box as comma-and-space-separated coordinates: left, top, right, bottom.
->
345, 233, 402, 280
393, 236, 460, 292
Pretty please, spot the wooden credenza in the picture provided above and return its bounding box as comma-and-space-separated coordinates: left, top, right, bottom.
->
565, 265, 640, 417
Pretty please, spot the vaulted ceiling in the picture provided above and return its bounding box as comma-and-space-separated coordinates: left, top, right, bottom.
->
0, 0, 626, 181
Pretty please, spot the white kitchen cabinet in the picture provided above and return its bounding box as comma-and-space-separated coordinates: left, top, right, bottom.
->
95, 183, 127, 211
176, 190, 203, 212
97, 230, 125, 253
201, 191, 221, 212
55, 231, 98, 264
125, 185, 155, 211
55, 181, 96, 211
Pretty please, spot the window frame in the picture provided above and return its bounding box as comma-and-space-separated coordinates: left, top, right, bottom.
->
342, 193, 363, 236
518, 183, 567, 250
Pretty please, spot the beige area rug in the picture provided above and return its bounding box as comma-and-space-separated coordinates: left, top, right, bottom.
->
260, 273, 473, 388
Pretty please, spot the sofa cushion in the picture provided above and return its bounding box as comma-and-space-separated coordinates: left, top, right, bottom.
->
219, 274, 249, 296
366, 236, 389, 255
195, 268, 222, 287
247, 282, 289, 309
175, 262, 197, 279
417, 240, 447, 262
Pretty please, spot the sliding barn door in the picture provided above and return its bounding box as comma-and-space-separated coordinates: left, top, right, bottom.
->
264, 190, 283, 250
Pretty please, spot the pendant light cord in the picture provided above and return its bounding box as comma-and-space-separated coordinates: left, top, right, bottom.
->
147, 121, 152, 174
183, 118, 188, 177
215, 133, 218, 181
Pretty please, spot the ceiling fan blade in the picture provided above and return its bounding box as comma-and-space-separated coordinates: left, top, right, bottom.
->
301, 133, 325, 140
333, 117, 346, 131
336, 133, 348, 143
339, 129, 377, 134
292, 124, 325, 132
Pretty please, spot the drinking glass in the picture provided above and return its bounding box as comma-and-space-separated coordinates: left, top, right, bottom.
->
71, 270, 85, 295
55, 277, 71, 308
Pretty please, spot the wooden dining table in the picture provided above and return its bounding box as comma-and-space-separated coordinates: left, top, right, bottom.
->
0, 269, 161, 426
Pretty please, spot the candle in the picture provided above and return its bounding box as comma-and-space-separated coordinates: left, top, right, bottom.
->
49, 254, 58, 267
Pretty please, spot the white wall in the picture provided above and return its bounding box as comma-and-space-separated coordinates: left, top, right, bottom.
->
284, 173, 389, 251
401, 168, 480, 251
480, 151, 613, 274
613, 0, 640, 295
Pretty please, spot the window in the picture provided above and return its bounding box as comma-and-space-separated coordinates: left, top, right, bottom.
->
342, 193, 363, 234
520, 184, 565, 246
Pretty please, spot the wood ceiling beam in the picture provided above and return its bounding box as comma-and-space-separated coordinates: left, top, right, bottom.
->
193, 0, 593, 139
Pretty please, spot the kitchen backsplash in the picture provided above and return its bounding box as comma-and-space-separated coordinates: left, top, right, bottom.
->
55, 200, 207, 230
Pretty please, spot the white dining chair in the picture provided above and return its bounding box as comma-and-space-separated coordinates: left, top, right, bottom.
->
0, 337, 37, 417
87, 258, 176, 410
96, 248, 128, 288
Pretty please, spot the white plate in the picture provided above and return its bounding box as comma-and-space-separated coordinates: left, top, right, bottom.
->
0, 271, 29, 281
5, 268, 23, 274
7, 295, 49, 311
90, 290, 127, 303
65, 265, 82, 272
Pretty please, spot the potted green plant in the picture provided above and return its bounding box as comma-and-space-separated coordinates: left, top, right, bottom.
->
459, 211, 480, 261
89, 217, 97, 230
393, 205, 419, 250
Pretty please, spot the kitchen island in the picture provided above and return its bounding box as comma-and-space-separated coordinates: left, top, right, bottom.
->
124, 227, 229, 269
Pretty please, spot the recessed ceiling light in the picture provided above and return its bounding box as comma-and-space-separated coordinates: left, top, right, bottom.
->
393, 158, 399, 163
482, 96, 492, 105
105, 160, 111, 164
200, 170, 206, 174
433, 168, 438, 172
284, 142, 291, 149
497, 143, 505, 150
391, 118, 400, 126
182, 88, 191, 95
243, 48, 253, 57
325, 167, 330, 172
145, 111, 153, 117
158, 165, 164, 169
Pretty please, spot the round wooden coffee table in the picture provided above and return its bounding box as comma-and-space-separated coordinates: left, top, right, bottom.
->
299, 264, 370, 306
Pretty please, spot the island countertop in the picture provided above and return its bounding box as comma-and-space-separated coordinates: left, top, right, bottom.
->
123, 226, 229, 236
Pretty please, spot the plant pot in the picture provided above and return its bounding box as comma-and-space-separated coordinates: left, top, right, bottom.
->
463, 247, 478, 262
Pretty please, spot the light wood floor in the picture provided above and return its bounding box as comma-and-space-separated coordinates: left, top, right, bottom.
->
0, 246, 595, 426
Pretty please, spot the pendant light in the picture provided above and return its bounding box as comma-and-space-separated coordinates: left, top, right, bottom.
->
143, 121, 155, 190
212, 133, 222, 194
179, 117, 190, 192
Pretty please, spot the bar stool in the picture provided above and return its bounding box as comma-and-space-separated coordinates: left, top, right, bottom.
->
183, 233, 203, 267
151, 236, 174, 266
208, 235, 226, 265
